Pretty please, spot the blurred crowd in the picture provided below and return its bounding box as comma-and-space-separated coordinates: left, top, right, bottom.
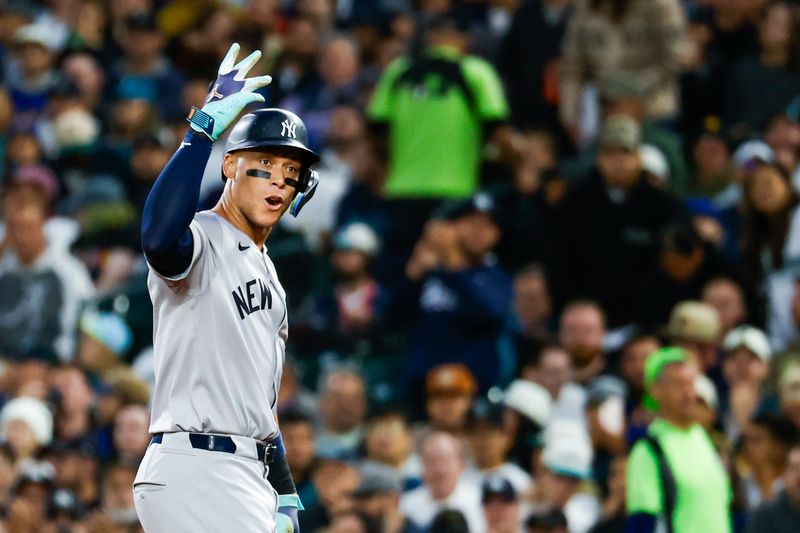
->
3, 0, 800, 532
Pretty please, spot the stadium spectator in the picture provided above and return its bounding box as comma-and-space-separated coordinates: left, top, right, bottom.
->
315, 368, 368, 459
482, 476, 523, 533
112, 404, 149, 467
559, 0, 690, 141
421, 364, 478, 438
664, 300, 722, 373
550, 115, 688, 326
400, 431, 486, 532
404, 193, 512, 398
746, 441, 800, 532
354, 461, 423, 533
464, 399, 533, 495
703, 276, 748, 338
558, 301, 607, 386
626, 347, 732, 532
364, 411, 420, 489
0, 167, 94, 361
0, 396, 52, 463
280, 408, 318, 508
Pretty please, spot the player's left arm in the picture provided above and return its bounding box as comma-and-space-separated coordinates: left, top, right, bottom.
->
270, 434, 303, 533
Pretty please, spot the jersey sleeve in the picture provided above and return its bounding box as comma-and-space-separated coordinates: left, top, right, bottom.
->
147, 216, 219, 294
367, 57, 409, 122
626, 440, 664, 515
462, 56, 510, 121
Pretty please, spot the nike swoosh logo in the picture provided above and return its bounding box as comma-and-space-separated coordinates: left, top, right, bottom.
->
238, 243, 250, 251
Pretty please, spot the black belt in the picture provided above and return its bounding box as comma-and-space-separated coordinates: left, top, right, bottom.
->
151, 432, 276, 465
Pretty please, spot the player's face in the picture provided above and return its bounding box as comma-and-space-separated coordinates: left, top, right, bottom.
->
224, 150, 303, 229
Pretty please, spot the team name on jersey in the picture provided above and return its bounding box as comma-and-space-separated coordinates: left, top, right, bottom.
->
232, 278, 272, 320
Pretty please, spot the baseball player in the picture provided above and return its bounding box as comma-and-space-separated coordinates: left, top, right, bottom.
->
134, 44, 318, 532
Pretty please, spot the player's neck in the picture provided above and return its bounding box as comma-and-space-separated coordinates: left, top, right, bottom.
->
212, 201, 271, 249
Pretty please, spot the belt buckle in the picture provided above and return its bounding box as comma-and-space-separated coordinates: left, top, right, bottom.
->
263, 442, 277, 465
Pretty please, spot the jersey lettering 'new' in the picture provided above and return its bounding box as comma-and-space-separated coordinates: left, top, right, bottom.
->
147, 211, 287, 440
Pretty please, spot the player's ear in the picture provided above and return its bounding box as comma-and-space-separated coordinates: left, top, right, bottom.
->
222, 153, 237, 181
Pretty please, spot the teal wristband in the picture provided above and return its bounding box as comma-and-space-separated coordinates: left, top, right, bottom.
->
277, 493, 304, 510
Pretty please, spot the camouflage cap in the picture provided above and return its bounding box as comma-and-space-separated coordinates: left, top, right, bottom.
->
599, 115, 641, 151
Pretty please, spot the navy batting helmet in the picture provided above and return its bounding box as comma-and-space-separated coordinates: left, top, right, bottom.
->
225, 108, 320, 165
224, 108, 320, 217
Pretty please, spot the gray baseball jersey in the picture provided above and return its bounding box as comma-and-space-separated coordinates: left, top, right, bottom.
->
146, 210, 287, 441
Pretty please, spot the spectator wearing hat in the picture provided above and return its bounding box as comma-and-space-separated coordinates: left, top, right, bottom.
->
419, 363, 478, 439
550, 115, 689, 327
737, 413, 798, 511
746, 441, 800, 533
76, 311, 134, 380
720, 325, 773, 439
44, 437, 100, 511
565, 73, 689, 196
8, 22, 62, 117
315, 367, 367, 460
626, 347, 732, 533
0, 168, 94, 362
354, 461, 423, 533
533, 420, 600, 533
314, 222, 387, 346
400, 431, 486, 532
0, 396, 53, 463
664, 300, 722, 373
404, 193, 512, 401
503, 379, 552, 473
464, 399, 532, 495
482, 476, 523, 533
585, 376, 627, 491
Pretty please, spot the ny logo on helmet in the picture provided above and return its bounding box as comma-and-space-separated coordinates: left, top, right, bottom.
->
281, 120, 297, 138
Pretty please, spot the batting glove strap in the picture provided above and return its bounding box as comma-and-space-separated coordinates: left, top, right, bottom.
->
187, 107, 216, 139
277, 494, 304, 510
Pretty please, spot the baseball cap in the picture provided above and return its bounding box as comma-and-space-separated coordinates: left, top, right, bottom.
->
80, 311, 133, 356
481, 477, 516, 503
586, 375, 628, 406
333, 223, 380, 257
7, 164, 59, 203
665, 301, 720, 343
599, 72, 645, 102
694, 373, 718, 409
732, 140, 774, 170
438, 191, 501, 225
640, 144, 670, 183
599, 115, 641, 151
542, 420, 593, 479
469, 397, 505, 429
722, 325, 772, 361
503, 379, 551, 426
354, 461, 402, 496
642, 346, 689, 412
14, 23, 59, 52
426, 364, 477, 397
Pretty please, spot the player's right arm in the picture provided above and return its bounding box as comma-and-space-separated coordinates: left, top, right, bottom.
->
141, 43, 272, 278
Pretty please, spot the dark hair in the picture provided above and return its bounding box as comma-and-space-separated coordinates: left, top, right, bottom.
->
589, 0, 634, 22
430, 509, 470, 533
742, 161, 798, 284
750, 413, 799, 446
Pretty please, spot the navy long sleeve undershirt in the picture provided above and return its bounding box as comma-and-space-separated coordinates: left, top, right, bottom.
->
141, 131, 213, 277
